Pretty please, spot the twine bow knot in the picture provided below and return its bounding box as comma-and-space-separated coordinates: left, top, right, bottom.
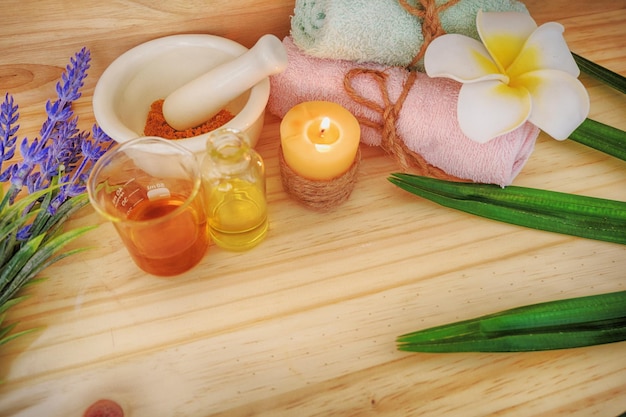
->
343, 0, 461, 179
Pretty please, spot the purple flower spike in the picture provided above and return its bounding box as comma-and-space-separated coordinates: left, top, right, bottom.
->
1, 93, 19, 180
2, 48, 94, 205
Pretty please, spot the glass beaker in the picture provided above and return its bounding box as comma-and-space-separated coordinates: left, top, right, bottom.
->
87, 136, 209, 276
202, 128, 268, 250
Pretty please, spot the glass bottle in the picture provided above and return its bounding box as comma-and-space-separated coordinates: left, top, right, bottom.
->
202, 128, 268, 250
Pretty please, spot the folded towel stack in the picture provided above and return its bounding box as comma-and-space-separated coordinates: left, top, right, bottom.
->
290, 0, 529, 68
268, 38, 539, 187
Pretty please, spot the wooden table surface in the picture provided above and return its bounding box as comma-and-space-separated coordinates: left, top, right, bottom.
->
1, 1, 625, 416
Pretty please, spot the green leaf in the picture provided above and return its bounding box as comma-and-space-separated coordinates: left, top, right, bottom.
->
0, 299, 42, 346
0, 185, 11, 213
397, 326, 626, 352
0, 320, 20, 342
28, 181, 57, 239
397, 291, 626, 352
574, 52, 626, 95
569, 118, 626, 162
40, 193, 90, 244
0, 225, 96, 306
0, 231, 18, 271
479, 291, 626, 333
0, 208, 41, 243
0, 185, 63, 250
0, 217, 95, 347
388, 173, 626, 245
569, 53, 626, 161
0, 295, 30, 315
0, 234, 45, 295
0, 185, 59, 221
0, 324, 40, 347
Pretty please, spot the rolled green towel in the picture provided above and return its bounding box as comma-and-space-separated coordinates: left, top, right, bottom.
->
290, 0, 529, 68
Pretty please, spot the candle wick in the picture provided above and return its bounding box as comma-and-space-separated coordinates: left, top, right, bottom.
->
319, 117, 331, 139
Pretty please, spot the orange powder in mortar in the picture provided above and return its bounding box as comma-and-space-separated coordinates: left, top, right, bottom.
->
144, 99, 235, 139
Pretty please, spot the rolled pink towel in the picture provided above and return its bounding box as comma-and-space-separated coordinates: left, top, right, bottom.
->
268, 37, 540, 186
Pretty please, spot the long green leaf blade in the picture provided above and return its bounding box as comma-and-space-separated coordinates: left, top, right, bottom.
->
0, 234, 45, 294
0, 326, 40, 347
0, 320, 19, 341
570, 118, 626, 162
397, 291, 626, 352
397, 325, 626, 352
0, 295, 30, 315
388, 173, 626, 245
480, 291, 626, 333
574, 52, 626, 95
570, 53, 626, 161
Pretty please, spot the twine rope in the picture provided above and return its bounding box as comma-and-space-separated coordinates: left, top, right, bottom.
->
343, 0, 461, 180
279, 146, 361, 211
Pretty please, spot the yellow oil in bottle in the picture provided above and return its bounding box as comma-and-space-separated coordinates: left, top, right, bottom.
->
203, 128, 268, 251
207, 178, 268, 250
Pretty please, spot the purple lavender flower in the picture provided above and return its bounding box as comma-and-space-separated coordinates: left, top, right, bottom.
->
49, 125, 114, 212
0, 94, 19, 182
2, 47, 100, 208
1, 47, 113, 242
15, 224, 32, 241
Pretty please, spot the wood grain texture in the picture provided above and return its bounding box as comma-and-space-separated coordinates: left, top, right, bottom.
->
1, 1, 625, 416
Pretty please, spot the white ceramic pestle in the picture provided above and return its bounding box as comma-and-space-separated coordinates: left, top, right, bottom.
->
162, 34, 288, 131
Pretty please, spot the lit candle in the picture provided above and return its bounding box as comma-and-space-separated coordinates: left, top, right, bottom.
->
280, 101, 361, 181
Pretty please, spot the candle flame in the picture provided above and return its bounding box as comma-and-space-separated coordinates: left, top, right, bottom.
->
319, 117, 331, 137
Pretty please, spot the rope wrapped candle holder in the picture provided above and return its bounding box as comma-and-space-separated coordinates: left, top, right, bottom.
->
278, 100, 362, 211
279, 146, 361, 210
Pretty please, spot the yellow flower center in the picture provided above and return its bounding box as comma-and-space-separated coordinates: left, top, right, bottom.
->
487, 33, 525, 72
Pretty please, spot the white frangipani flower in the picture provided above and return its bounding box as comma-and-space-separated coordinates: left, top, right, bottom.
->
425, 11, 590, 143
